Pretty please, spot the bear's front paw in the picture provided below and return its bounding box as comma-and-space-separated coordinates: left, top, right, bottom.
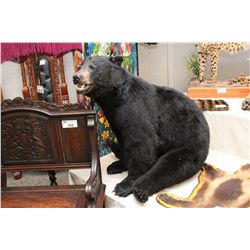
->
132, 184, 148, 203
113, 180, 132, 197
107, 160, 126, 175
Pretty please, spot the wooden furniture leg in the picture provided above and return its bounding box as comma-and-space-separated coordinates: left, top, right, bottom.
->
48, 171, 58, 186
1, 172, 7, 188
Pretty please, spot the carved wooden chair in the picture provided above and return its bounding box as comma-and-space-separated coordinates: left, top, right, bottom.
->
1, 97, 105, 208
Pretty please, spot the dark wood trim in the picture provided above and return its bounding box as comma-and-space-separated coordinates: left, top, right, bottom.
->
2, 162, 91, 172
50, 57, 62, 105
1, 172, 7, 188
76, 191, 88, 208
95, 184, 106, 208
1, 87, 4, 102
25, 55, 38, 100
2, 97, 95, 116
20, 62, 31, 99
59, 56, 69, 104
2, 184, 86, 192
1, 185, 89, 208
85, 114, 102, 200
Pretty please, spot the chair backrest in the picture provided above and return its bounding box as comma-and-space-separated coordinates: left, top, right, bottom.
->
1, 97, 98, 173
1, 98, 105, 207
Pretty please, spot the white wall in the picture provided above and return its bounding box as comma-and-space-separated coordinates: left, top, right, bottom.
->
138, 43, 196, 92
1, 61, 23, 99
167, 43, 195, 92
138, 43, 195, 92
138, 43, 250, 92
138, 43, 168, 86
63, 52, 77, 103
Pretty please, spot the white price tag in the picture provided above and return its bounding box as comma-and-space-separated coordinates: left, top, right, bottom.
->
62, 120, 78, 128
217, 87, 227, 94
37, 85, 44, 94
39, 60, 46, 65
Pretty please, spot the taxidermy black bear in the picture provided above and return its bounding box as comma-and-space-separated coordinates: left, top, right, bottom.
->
73, 56, 210, 203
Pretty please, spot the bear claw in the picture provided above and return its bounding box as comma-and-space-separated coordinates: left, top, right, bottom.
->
107, 161, 126, 175
113, 180, 132, 197
132, 184, 148, 203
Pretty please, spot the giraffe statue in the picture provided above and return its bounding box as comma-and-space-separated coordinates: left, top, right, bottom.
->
196, 42, 247, 83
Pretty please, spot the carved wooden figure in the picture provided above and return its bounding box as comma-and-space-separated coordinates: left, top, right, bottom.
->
59, 56, 69, 104
20, 61, 31, 99
24, 55, 38, 100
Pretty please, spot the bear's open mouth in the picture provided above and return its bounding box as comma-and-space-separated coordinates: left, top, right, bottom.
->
75, 83, 93, 94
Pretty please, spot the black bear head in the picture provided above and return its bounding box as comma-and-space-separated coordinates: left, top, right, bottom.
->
72, 56, 126, 99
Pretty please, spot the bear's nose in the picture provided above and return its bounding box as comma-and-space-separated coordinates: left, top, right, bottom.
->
73, 75, 80, 84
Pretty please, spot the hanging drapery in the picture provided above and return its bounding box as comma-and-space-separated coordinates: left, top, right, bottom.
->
1, 43, 82, 63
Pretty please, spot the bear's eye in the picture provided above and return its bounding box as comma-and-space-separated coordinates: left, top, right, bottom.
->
77, 64, 81, 70
89, 65, 95, 70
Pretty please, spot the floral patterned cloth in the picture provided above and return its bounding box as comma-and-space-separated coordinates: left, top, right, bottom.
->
74, 43, 138, 156
95, 103, 117, 156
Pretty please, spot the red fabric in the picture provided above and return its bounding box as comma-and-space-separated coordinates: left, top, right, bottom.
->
1, 43, 82, 63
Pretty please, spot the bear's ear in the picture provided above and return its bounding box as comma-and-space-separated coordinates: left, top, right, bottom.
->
109, 55, 123, 67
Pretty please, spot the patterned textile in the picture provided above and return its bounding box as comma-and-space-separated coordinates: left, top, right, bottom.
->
74, 43, 138, 156
241, 94, 250, 110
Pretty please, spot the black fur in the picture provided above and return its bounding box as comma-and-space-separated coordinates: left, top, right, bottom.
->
74, 56, 210, 202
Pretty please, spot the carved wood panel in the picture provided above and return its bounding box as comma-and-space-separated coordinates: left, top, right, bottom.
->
1, 96, 82, 112
1, 115, 54, 164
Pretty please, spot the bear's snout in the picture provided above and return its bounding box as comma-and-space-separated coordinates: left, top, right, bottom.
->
73, 75, 80, 84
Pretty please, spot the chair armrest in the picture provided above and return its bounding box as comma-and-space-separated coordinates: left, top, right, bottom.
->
85, 115, 102, 200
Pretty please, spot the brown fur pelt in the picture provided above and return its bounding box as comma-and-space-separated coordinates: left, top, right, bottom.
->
193, 99, 229, 111
241, 94, 250, 111
156, 163, 250, 208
